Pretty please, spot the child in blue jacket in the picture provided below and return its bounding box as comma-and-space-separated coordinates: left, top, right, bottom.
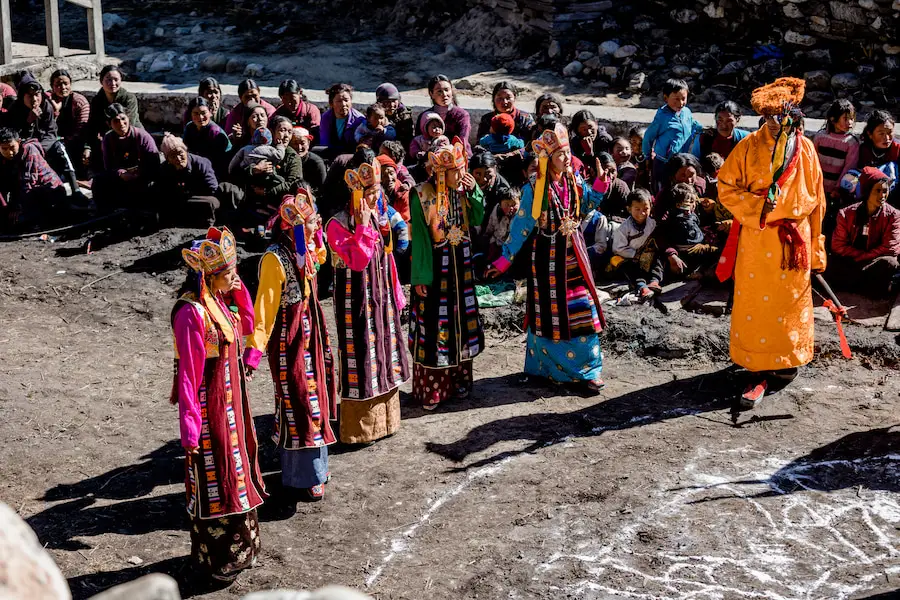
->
642, 78, 703, 193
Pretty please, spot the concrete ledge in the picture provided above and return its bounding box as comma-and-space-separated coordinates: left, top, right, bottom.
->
72, 79, 839, 140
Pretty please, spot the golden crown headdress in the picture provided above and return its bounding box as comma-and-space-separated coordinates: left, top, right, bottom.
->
181, 227, 237, 275
344, 161, 381, 192
532, 122, 570, 158
427, 137, 467, 172
279, 188, 317, 228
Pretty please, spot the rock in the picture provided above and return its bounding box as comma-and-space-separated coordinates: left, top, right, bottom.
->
562, 61, 584, 77
857, 64, 875, 77
153, 27, 165, 37
614, 44, 638, 59
601, 18, 618, 31
584, 56, 602, 69
671, 64, 692, 78
805, 90, 833, 104
628, 72, 648, 91
243, 63, 265, 77
224, 25, 237, 33
590, 80, 610, 89
402, 71, 424, 85
885, 58, 900, 73
548, 40, 561, 58
784, 30, 817, 46
454, 78, 475, 90
858, 0, 876, 7
598, 40, 620, 56
810, 16, 830, 33
805, 49, 831, 63
149, 51, 176, 73
0, 502, 70, 600
600, 66, 618, 80
126, 556, 143, 565
782, 2, 803, 17
804, 69, 832, 91
634, 19, 654, 32
102, 13, 127, 32
576, 39, 595, 52
884, 44, 900, 56
650, 56, 667, 67
831, 72, 860, 90
718, 60, 746, 76
191, 24, 203, 34
828, 1, 868, 25
89, 574, 180, 600
577, 51, 595, 61
243, 586, 374, 600
200, 53, 228, 72
444, 45, 458, 56
703, 2, 724, 18
670, 8, 698, 24
225, 58, 247, 74
871, 16, 882, 29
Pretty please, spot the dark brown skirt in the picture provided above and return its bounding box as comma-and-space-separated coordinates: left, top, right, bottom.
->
190, 509, 261, 581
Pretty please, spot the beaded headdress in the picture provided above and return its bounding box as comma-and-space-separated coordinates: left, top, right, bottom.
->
181, 227, 237, 275
344, 161, 381, 214
531, 122, 572, 220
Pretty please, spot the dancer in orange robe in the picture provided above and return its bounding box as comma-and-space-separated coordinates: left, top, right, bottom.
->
717, 78, 827, 407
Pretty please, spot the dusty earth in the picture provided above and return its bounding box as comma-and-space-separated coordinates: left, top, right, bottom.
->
1, 226, 900, 600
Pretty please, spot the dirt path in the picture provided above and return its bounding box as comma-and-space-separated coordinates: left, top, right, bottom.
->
1, 229, 898, 599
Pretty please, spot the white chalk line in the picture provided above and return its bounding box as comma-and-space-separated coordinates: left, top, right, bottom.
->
538, 450, 900, 600
365, 404, 713, 588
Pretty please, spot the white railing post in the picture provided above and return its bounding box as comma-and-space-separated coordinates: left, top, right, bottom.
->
0, 0, 12, 64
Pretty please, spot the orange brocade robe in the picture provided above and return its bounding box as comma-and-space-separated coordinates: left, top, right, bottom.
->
718, 128, 827, 372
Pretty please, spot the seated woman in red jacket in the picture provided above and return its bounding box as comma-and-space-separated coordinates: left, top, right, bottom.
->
829, 167, 900, 296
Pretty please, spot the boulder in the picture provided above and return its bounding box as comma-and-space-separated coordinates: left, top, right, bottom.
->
577, 51, 596, 61
584, 56, 602, 69
0, 502, 70, 600
153, 27, 165, 37
857, 64, 875, 77
628, 72, 648, 92
650, 56, 667, 68
149, 51, 176, 73
191, 24, 203, 34
718, 60, 746, 76
562, 61, 584, 76
224, 25, 237, 33
548, 40, 561, 58
810, 16, 830, 33
614, 45, 638, 59
782, 3, 803, 17
200, 53, 228, 72
884, 44, 900, 56
226, 58, 247, 74
454, 78, 475, 90
670, 8, 698, 24
598, 40, 620, 56
784, 30, 817, 46
703, 2, 724, 18
243, 63, 265, 77
830, 72, 861, 90
634, 20, 654, 32
88, 574, 180, 600
402, 71, 424, 85
804, 69, 832, 91
600, 66, 618, 80
670, 64, 692, 78
102, 13, 127, 32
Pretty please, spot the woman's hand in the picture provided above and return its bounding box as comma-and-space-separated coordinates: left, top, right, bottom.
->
414, 284, 428, 297
484, 267, 501, 280
82, 147, 91, 166
251, 160, 273, 175
668, 254, 687, 274
244, 364, 255, 380
231, 123, 243, 139
356, 201, 373, 227
461, 172, 477, 192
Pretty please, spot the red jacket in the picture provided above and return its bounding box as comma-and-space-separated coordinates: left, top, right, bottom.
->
832, 201, 900, 261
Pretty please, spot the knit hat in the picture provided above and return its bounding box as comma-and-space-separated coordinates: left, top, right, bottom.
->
375, 83, 400, 102
491, 113, 515, 136
159, 133, 187, 157
858, 166, 892, 200
251, 127, 273, 145
375, 154, 398, 172
422, 112, 445, 131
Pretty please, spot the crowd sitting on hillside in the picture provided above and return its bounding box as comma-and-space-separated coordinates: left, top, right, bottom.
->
1, 67, 898, 299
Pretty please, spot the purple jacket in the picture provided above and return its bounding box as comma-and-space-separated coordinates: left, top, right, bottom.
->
319, 108, 365, 154
102, 126, 159, 180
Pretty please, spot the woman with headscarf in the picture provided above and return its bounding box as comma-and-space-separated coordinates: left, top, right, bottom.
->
245, 190, 337, 500
409, 137, 485, 410
416, 75, 472, 157
171, 226, 267, 582
485, 123, 610, 392
326, 147, 410, 441
158, 134, 220, 226
716, 78, 827, 408
225, 79, 276, 147
376, 82, 414, 153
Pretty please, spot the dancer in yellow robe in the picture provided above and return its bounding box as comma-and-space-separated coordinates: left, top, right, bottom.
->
717, 77, 827, 407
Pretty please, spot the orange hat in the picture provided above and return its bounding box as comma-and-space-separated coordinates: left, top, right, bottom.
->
491, 113, 515, 135
750, 77, 805, 116
375, 154, 398, 171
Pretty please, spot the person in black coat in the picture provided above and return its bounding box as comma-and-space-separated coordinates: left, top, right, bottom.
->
158, 134, 220, 226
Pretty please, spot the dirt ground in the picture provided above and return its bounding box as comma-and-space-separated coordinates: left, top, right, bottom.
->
2, 227, 900, 600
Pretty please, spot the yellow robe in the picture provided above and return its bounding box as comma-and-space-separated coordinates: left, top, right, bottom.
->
718, 128, 827, 372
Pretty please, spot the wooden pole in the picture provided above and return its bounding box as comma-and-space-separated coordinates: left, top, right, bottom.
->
0, 0, 12, 65
86, 0, 104, 59
44, 0, 61, 57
